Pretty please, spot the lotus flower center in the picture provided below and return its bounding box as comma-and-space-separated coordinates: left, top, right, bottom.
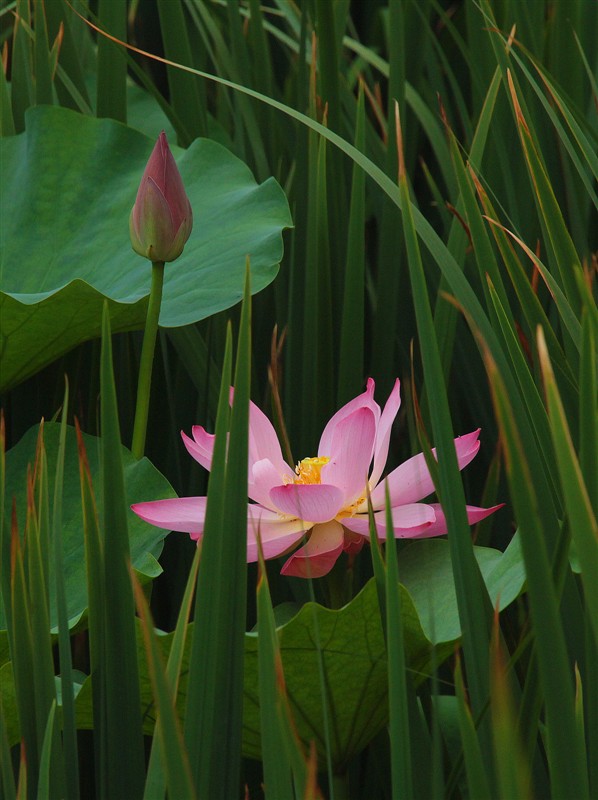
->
294, 456, 330, 485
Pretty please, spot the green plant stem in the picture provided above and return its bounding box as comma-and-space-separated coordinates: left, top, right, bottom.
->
131, 260, 165, 460
325, 557, 351, 609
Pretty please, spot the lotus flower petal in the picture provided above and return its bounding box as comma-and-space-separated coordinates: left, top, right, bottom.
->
420, 503, 505, 537
318, 378, 380, 457
368, 429, 481, 510
131, 496, 207, 537
280, 521, 345, 578
369, 378, 401, 488
181, 426, 216, 471
320, 407, 376, 505
343, 503, 436, 539
269, 483, 344, 523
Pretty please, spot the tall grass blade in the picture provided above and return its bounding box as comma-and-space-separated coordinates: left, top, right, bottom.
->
75, 420, 106, 800
24, 431, 63, 798
537, 327, 598, 641
484, 350, 589, 799
0, 55, 15, 137
584, 613, 598, 797
472, 171, 575, 389
302, 133, 333, 447
338, 83, 366, 406
485, 280, 559, 500
314, 0, 347, 288
15, 743, 27, 800
43, 0, 91, 110
52, 380, 79, 800
453, 656, 491, 799
10, 0, 33, 131
434, 66, 502, 378
184, 267, 251, 797
579, 310, 597, 506
395, 102, 494, 766
0, 414, 8, 629
445, 127, 508, 313
100, 304, 145, 798
96, 0, 127, 121
490, 610, 530, 799
506, 70, 581, 310
384, 487, 413, 800
247, 0, 275, 156
9, 513, 39, 792
256, 552, 295, 799
370, 0, 405, 390
33, 0, 53, 106
143, 548, 200, 799
132, 572, 196, 800
156, 0, 206, 143
0, 695, 17, 800
36, 701, 57, 800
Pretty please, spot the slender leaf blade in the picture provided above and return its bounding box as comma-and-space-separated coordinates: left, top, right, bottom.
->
100, 304, 145, 799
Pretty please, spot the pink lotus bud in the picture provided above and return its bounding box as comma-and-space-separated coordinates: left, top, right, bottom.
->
129, 131, 193, 263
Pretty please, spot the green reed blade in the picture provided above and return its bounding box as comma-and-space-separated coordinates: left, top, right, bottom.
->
9, 518, 39, 790
52, 380, 79, 800
133, 572, 196, 800
184, 267, 250, 798
43, 0, 91, 111
485, 281, 560, 504
397, 105, 494, 771
33, 0, 53, 106
100, 304, 145, 798
247, 0, 275, 156
156, 0, 206, 143
25, 430, 63, 798
453, 656, 491, 800
446, 128, 509, 314
96, 0, 127, 121
370, 0, 405, 391
506, 72, 582, 310
36, 701, 57, 800
433, 65, 501, 378
579, 309, 597, 508
143, 548, 199, 799
490, 615, 531, 799
256, 556, 295, 799
485, 352, 589, 799
384, 486, 413, 800
473, 174, 576, 390
583, 613, 598, 797
0, 694, 17, 800
301, 132, 333, 449
10, 0, 33, 131
338, 83, 366, 406
538, 328, 598, 642
0, 415, 8, 630
0, 46, 15, 136
14, 741, 27, 800
75, 420, 106, 800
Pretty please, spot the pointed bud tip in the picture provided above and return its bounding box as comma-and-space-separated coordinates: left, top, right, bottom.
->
130, 131, 193, 263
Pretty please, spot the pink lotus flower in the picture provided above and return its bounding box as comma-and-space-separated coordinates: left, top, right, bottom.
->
132, 379, 501, 578
130, 131, 193, 263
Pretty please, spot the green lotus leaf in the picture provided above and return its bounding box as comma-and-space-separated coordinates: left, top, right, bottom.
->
0, 422, 176, 644
0, 106, 292, 391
